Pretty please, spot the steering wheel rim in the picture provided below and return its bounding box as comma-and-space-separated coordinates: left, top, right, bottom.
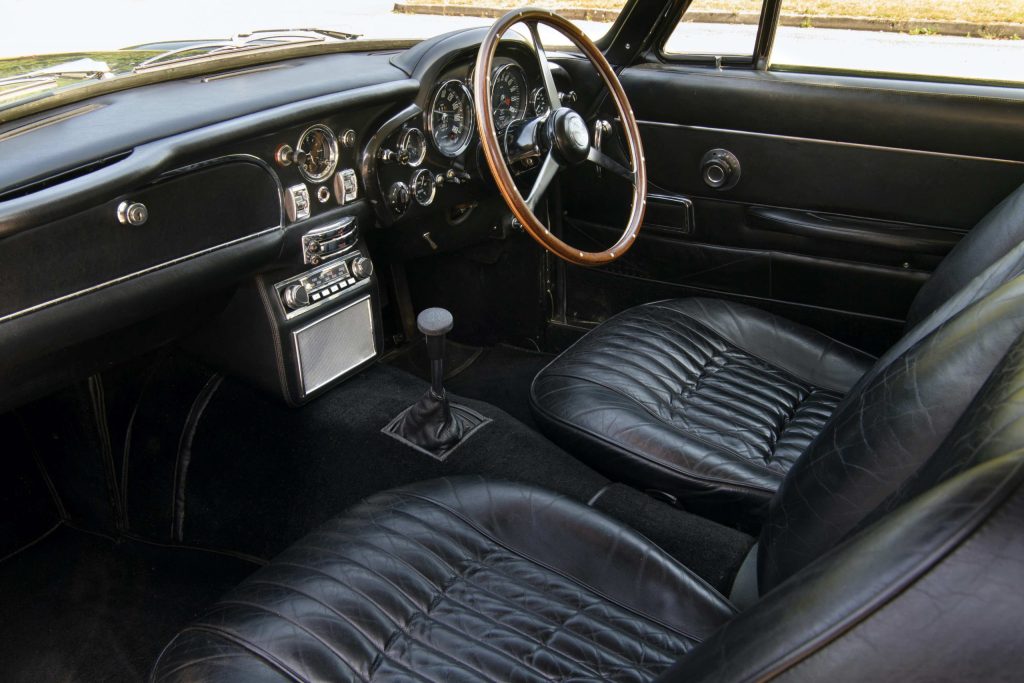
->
473, 8, 647, 266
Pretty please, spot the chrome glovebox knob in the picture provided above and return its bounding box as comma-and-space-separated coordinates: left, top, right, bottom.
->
117, 201, 149, 226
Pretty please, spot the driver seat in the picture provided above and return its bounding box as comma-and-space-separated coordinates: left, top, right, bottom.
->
531, 183, 1024, 524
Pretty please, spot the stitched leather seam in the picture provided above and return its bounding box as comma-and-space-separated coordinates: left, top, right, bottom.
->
438, 567, 643, 677
537, 372, 783, 478
170, 624, 308, 682
754, 457, 1024, 681
646, 303, 860, 393
457, 555, 686, 666
332, 506, 713, 644
395, 491, 734, 637
213, 599, 373, 682
154, 651, 264, 680
530, 386, 778, 494
241, 577, 433, 683
316, 517, 689, 662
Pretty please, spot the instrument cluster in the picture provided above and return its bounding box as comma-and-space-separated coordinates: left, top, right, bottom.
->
369, 55, 573, 226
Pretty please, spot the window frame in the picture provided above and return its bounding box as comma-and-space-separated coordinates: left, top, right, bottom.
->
654, 0, 780, 68
651, 0, 1024, 89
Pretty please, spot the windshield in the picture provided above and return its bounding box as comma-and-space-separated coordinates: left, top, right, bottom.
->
1, 0, 628, 111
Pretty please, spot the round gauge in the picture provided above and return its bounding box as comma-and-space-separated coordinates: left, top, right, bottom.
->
531, 87, 550, 117
295, 124, 339, 183
399, 128, 427, 167
411, 168, 436, 207
491, 64, 528, 131
429, 80, 475, 158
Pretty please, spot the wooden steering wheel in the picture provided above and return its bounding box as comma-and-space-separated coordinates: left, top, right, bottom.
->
473, 8, 647, 266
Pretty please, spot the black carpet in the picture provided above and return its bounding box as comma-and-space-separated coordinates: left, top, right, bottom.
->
126, 360, 752, 590
0, 525, 257, 683
385, 341, 553, 429
592, 484, 754, 590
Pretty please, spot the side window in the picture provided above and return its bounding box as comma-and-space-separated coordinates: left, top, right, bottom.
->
770, 0, 1024, 85
663, 0, 764, 61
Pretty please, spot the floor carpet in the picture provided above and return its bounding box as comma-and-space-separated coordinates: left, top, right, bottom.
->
0, 525, 258, 683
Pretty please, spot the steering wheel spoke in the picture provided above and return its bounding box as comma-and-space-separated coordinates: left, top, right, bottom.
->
587, 146, 635, 184
526, 20, 561, 112
474, 9, 646, 266
526, 152, 562, 212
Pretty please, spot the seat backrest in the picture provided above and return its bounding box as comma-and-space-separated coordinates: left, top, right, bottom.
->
758, 260, 1024, 592
905, 182, 1024, 329
659, 329, 1024, 682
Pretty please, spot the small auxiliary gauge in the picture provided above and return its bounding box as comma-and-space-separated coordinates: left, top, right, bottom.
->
399, 128, 427, 166
411, 168, 437, 206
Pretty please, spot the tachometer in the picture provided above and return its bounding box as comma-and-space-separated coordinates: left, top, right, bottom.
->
491, 64, 528, 130
429, 80, 475, 158
296, 124, 339, 183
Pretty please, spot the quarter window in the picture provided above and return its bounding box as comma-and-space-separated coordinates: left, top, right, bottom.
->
663, 0, 763, 60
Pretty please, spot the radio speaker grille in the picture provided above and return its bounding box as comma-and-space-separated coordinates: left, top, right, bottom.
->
292, 296, 376, 397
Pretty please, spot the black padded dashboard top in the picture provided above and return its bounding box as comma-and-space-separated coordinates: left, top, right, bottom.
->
0, 51, 409, 198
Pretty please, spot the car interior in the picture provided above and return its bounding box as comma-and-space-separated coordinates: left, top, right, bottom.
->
2, 1, 1024, 681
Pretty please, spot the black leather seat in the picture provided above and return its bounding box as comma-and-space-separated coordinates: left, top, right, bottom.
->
531, 184, 1024, 523
153, 276, 1024, 680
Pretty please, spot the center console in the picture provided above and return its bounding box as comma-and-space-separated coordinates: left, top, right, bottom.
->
186, 202, 381, 406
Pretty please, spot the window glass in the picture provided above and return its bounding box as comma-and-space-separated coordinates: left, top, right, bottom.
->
663, 0, 764, 58
771, 1, 1024, 84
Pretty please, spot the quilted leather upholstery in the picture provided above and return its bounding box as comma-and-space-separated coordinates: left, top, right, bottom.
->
533, 184, 1024, 522
154, 322, 1024, 681
531, 298, 873, 523
151, 478, 734, 683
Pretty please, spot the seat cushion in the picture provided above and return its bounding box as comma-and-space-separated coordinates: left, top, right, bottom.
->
531, 298, 874, 523
151, 477, 735, 683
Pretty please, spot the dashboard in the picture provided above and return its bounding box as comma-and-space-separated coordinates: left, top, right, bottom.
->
0, 28, 579, 409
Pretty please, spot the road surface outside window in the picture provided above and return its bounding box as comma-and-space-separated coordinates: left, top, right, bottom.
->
3, 0, 1023, 85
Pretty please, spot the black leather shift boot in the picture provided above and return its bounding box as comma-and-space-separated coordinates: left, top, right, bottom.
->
382, 389, 490, 461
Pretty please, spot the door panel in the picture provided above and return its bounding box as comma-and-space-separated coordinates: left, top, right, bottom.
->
556, 63, 1024, 353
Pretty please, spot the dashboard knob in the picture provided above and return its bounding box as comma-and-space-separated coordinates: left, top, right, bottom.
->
379, 149, 397, 164
117, 201, 149, 226
388, 181, 410, 215
338, 129, 356, 148
351, 257, 373, 279
283, 284, 310, 310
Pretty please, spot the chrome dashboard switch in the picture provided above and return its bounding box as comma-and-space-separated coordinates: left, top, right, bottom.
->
333, 169, 358, 205
284, 183, 311, 222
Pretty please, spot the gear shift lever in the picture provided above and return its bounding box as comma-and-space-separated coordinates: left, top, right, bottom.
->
418, 307, 454, 398
383, 307, 489, 459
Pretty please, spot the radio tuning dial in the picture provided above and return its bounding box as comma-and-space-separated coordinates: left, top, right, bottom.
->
352, 257, 373, 279
283, 284, 310, 310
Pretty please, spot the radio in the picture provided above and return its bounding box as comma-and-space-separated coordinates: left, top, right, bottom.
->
301, 216, 358, 265
277, 251, 374, 315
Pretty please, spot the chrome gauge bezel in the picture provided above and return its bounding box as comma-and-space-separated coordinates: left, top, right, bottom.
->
295, 123, 340, 183
530, 87, 550, 118
491, 63, 529, 129
411, 168, 437, 207
399, 127, 427, 167
428, 79, 476, 158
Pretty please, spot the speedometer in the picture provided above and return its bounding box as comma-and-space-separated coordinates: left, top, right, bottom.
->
491, 64, 528, 131
429, 80, 475, 158
296, 124, 339, 183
